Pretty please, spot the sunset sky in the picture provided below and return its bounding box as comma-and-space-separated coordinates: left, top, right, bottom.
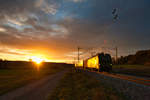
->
0, 0, 150, 62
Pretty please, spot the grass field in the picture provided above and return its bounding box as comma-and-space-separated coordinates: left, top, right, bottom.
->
48, 69, 125, 100
0, 65, 67, 95
112, 65, 150, 77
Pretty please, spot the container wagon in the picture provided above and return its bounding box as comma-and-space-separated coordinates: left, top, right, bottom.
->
83, 53, 112, 72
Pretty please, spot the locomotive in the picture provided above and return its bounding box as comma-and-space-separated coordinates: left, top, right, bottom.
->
76, 53, 112, 72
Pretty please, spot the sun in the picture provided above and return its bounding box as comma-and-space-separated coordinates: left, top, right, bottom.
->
31, 56, 43, 64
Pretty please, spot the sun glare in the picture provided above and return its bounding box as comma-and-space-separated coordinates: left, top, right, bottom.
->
31, 56, 43, 64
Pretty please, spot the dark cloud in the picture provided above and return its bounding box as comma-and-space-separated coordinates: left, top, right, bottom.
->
0, 0, 150, 61
0, 0, 35, 14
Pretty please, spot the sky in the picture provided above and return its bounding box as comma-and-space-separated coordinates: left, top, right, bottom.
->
0, 0, 150, 62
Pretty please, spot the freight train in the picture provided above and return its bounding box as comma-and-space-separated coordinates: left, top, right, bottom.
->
76, 53, 112, 72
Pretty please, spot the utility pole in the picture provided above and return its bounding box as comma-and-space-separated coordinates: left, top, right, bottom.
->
115, 47, 118, 64
77, 47, 81, 63
74, 57, 76, 65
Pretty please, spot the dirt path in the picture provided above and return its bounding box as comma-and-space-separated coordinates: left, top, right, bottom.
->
0, 69, 68, 100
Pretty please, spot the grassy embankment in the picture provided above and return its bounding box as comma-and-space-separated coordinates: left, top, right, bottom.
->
113, 65, 150, 77
0, 65, 68, 95
49, 69, 125, 100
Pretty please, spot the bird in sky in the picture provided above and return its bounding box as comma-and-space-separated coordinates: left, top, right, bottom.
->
113, 14, 118, 20
112, 8, 117, 15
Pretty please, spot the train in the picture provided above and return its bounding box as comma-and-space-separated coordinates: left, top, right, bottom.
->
76, 53, 112, 72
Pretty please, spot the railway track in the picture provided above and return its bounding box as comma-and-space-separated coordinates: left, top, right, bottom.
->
76, 68, 150, 86
97, 71, 150, 86
83, 69, 150, 100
